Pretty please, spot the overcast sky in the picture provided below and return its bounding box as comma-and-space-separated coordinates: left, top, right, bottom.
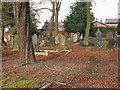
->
32, 0, 119, 29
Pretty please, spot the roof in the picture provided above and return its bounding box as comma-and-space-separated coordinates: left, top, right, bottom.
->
105, 18, 119, 24
93, 21, 109, 27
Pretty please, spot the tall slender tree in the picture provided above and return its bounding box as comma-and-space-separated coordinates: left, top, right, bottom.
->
83, 1, 91, 45
50, 1, 55, 36
54, 0, 62, 36
14, 2, 36, 65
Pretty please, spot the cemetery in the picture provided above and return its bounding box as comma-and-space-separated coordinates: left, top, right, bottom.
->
1, 0, 120, 89
2, 31, 119, 88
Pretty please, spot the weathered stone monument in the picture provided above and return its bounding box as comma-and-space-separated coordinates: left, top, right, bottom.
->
107, 38, 116, 49
95, 29, 102, 47
60, 35, 66, 46
107, 32, 113, 40
80, 34, 83, 40
73, 33, 78, 42
32, 34, 37, 47
49, 37, 55, 45
39, 40, 45, 47
10, 36, 14, 48
77, 32, 80, 40
55, 36, 60, 45
13, 35, 18, 48
70, 33, 74, 40
115, 35, 120, 49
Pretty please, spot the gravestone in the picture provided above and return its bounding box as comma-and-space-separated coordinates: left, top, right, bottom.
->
107, 38, 116, 49
55, 36, 60, 45
13, 35, 18, 48
80, 34, 83, 40
49, 37, 55, 45
38, 35, 42, 40
39, 40, 45, 47
73, 33, 78, 42
77, 32, 80, 41
115, 35, 120, 48
107, 32, 113, 40
95, 29, 102, 47
70, 33, 74, 40
10, 36, 14, 48
32, 34, 37, 47
60, 35, 66, 46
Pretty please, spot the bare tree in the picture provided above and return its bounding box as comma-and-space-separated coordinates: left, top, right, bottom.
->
51, 0, 62, 36
33, 0, 62, 37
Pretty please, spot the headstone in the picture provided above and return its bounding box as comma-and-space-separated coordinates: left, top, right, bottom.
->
13, 35, 18, 48
95, 29, 102, 47
39, 40, 45, 47
80, 34, 83, 40
60, 35, 66, 46
73, 33, 78, 42
115, 35, 120, 48
49, 37, 55, 45
77, 32, 80, 40
32, 34, 37, 47
70, 33, 74, 40
107, 38, 116, 49
107, 32, 113, 40
10, 36, 14, 48
55, 36, 59, 44
38, 35, 42, 40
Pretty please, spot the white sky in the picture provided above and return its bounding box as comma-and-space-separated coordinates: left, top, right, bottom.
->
32, 0, 119, 29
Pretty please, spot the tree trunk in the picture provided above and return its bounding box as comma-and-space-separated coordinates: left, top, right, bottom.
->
54, 6, 59, 37
26, 2, 36, 63
2, 26, 7, 46
50, 2, 55, 37
14, 2, 36, 65
83, 2, 91, 45
54, 1, 61, 37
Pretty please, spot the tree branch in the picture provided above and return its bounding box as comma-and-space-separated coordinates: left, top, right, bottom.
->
34, 8, 53, 12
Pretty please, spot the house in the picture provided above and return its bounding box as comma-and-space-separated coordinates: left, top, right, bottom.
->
41, 20, 65, 37
93, 21, 109, 27
105, 18, 118, 27
58, 20, 64, 31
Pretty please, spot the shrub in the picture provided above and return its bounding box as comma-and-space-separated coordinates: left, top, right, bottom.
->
107, 39, 116, 49
78, 41, 95, 47
90, 27, 117, 37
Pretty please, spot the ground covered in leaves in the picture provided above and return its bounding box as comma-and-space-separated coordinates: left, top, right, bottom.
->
1, 44, 119, 89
